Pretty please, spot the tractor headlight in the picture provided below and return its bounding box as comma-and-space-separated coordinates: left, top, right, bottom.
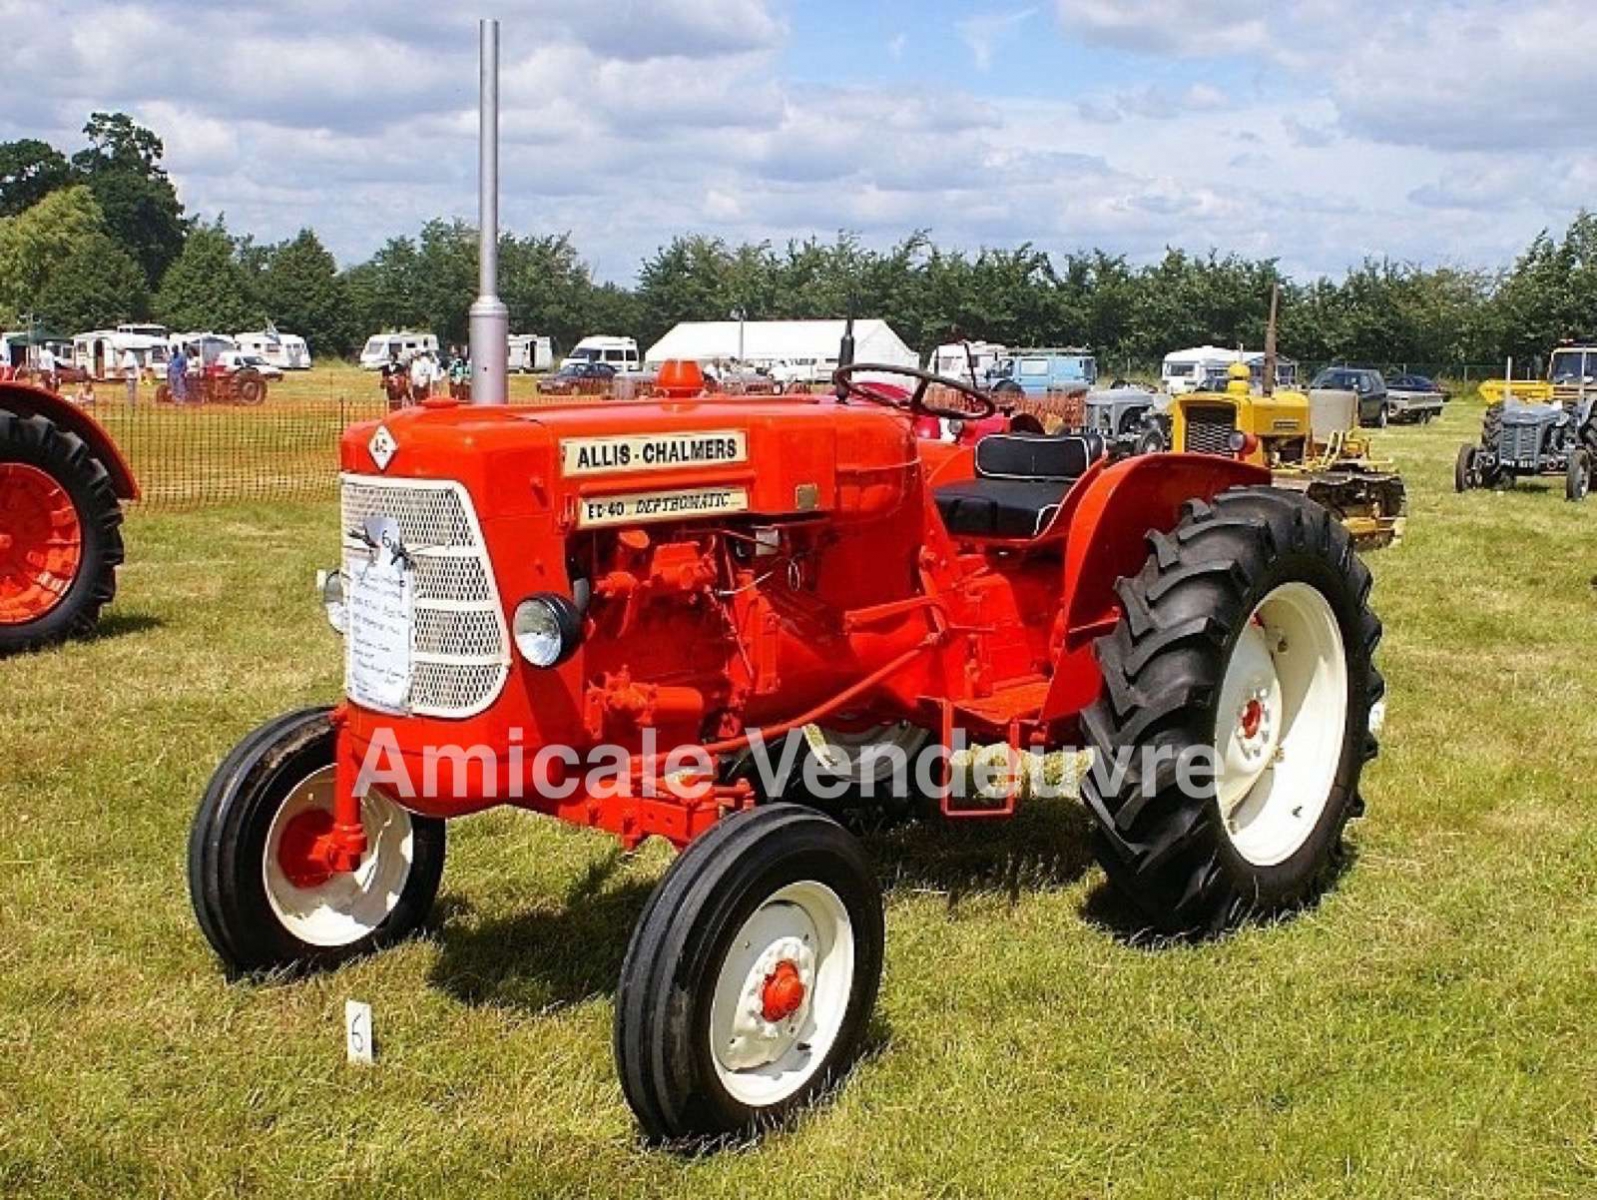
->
513, 593, 582, 667
318, 568, 347, 635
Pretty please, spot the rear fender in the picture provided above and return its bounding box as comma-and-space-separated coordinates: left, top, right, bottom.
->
0, 382, 139, 499
1040, 453, 1268, 720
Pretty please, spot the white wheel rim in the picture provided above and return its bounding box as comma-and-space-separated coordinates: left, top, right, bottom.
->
261, 766, 417, 947
708, 881, 854, 1108
804, 721, 926, 784
1214, 582, 1349, 867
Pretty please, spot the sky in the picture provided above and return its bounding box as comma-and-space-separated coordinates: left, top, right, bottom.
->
3, 0, 1594, 283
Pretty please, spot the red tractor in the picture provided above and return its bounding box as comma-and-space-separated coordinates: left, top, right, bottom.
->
0, 381, 138, 653
188, 361, 1383, 1141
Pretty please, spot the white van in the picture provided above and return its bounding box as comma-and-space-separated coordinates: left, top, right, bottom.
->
927, 340, 1007, 386
509, 334, 554, 374
562, 335, 639, 371
360, 331, 439, 370
236, 329, 312, 370
1161, 346, 1242, 394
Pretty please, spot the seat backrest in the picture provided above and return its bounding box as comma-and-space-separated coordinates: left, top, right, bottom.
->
975, 432, 1103, 480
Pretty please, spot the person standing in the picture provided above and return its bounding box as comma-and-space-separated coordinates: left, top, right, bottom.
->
37, 343, 58, 391
167, 344, 189, 405
408, 350, 432, 403
121, 346, 140, 406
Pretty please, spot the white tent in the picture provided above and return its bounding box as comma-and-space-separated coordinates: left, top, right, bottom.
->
645, 319, 918, 379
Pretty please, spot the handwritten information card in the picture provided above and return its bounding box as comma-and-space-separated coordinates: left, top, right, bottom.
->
346, 517, 414, 714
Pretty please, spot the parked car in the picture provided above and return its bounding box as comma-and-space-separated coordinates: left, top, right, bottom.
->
214, 351, 284, 381
1384, 372, 1448, 423
1311, 367, 1390, 427
540, 361, 617, 396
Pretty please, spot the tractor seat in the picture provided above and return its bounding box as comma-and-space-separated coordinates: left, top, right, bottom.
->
934, 433, 1104, 538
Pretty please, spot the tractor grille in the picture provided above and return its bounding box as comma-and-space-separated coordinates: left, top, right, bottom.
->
1497, 421, 1544, 466
1183, 405, 1238, 455
340, 475, 510, 718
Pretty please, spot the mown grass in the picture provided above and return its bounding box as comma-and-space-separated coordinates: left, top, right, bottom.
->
3, 397, 1596, 1198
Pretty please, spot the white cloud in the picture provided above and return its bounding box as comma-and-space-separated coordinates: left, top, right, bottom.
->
955, 7, 1038, 71
0, 0, 1588, 286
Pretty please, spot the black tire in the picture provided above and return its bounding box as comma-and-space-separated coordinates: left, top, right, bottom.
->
1566, 448, 1591, 502
0, 411, 124, 654
1079, 487, 1381, 937
233, 371, 266, 406
1134, 423, 1168, 455
1454, 444, 1478, 493
1374, 402, 1389, 429
615, 804, 883, 1142
1480, 402, 1503, 451
187, 707, 446, 975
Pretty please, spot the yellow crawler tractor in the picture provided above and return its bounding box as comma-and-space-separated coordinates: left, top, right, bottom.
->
1165, 365, 1407, 550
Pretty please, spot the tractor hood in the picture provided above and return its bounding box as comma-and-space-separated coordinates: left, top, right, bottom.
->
1501, 402, 1566, 427
339, 394, 919, 527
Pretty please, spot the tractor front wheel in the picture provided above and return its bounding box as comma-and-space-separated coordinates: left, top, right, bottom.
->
1455, 445, 1478, 492
187, 708, 446, 975
1080, 487, 1381, 937
615, 804, 883, 1142
0, 412, 124, 654
1566, 448, 1591, 502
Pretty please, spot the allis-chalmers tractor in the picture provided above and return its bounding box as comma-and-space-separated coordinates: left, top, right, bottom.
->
0, 381, 137, 654
188, 359, 1384, 1141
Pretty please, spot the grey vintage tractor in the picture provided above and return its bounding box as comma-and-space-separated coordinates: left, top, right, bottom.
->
1455, 395, 1597, 500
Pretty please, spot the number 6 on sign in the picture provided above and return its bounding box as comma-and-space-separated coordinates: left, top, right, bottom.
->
345, 999, 374, 1064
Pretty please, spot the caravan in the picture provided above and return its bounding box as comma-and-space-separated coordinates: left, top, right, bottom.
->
73, 329, 173, 379
236, 329, 312, 370
508, 334, 554, 374
1161, 345, 1298, 394
360, 331, 439, 370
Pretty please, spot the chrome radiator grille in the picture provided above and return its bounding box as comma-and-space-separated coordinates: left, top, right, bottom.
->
1183, 405, 1238, 455
340, 475, 510, 718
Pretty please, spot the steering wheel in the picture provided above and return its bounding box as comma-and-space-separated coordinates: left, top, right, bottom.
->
831, 362, 997, 421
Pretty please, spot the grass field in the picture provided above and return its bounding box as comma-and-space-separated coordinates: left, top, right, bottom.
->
3, 398, 1596, 1198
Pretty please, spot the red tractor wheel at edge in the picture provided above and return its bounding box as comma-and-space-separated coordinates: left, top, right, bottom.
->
186, 361, 1382, 1143
0, 382, 138, 654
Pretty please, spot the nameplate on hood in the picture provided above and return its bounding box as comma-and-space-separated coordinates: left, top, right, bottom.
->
560, 430, 747, 476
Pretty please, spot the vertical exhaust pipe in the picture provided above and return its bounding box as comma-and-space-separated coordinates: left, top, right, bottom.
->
470, 17, 509, 404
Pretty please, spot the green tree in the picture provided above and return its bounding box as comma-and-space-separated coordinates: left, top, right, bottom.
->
36, 231, 149, 331
0, 138, 72, 218
0, 185, 106, 317
260, 228, 354, 356
72, 112, 188, 287
153, 221, 262, 332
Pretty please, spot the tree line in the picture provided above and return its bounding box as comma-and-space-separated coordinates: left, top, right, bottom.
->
3, 112, 1595, 369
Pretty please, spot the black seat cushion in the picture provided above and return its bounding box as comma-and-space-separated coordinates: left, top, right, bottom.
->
935, 478, 1070, 538
934, 432, 1103, 538
975, 433, 1103, 480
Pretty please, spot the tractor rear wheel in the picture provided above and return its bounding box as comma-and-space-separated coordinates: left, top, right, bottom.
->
0, 412, 124, 654
233, 370, 266, 406
615, 804, 882, 1142
187, 707, 446, 975
1566, 448, 1591, 502
1454, 445, 1478, 492
1080, 487, 1381, 937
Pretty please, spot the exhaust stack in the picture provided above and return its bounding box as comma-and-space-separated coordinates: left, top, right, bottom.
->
470, 17, 509, 404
